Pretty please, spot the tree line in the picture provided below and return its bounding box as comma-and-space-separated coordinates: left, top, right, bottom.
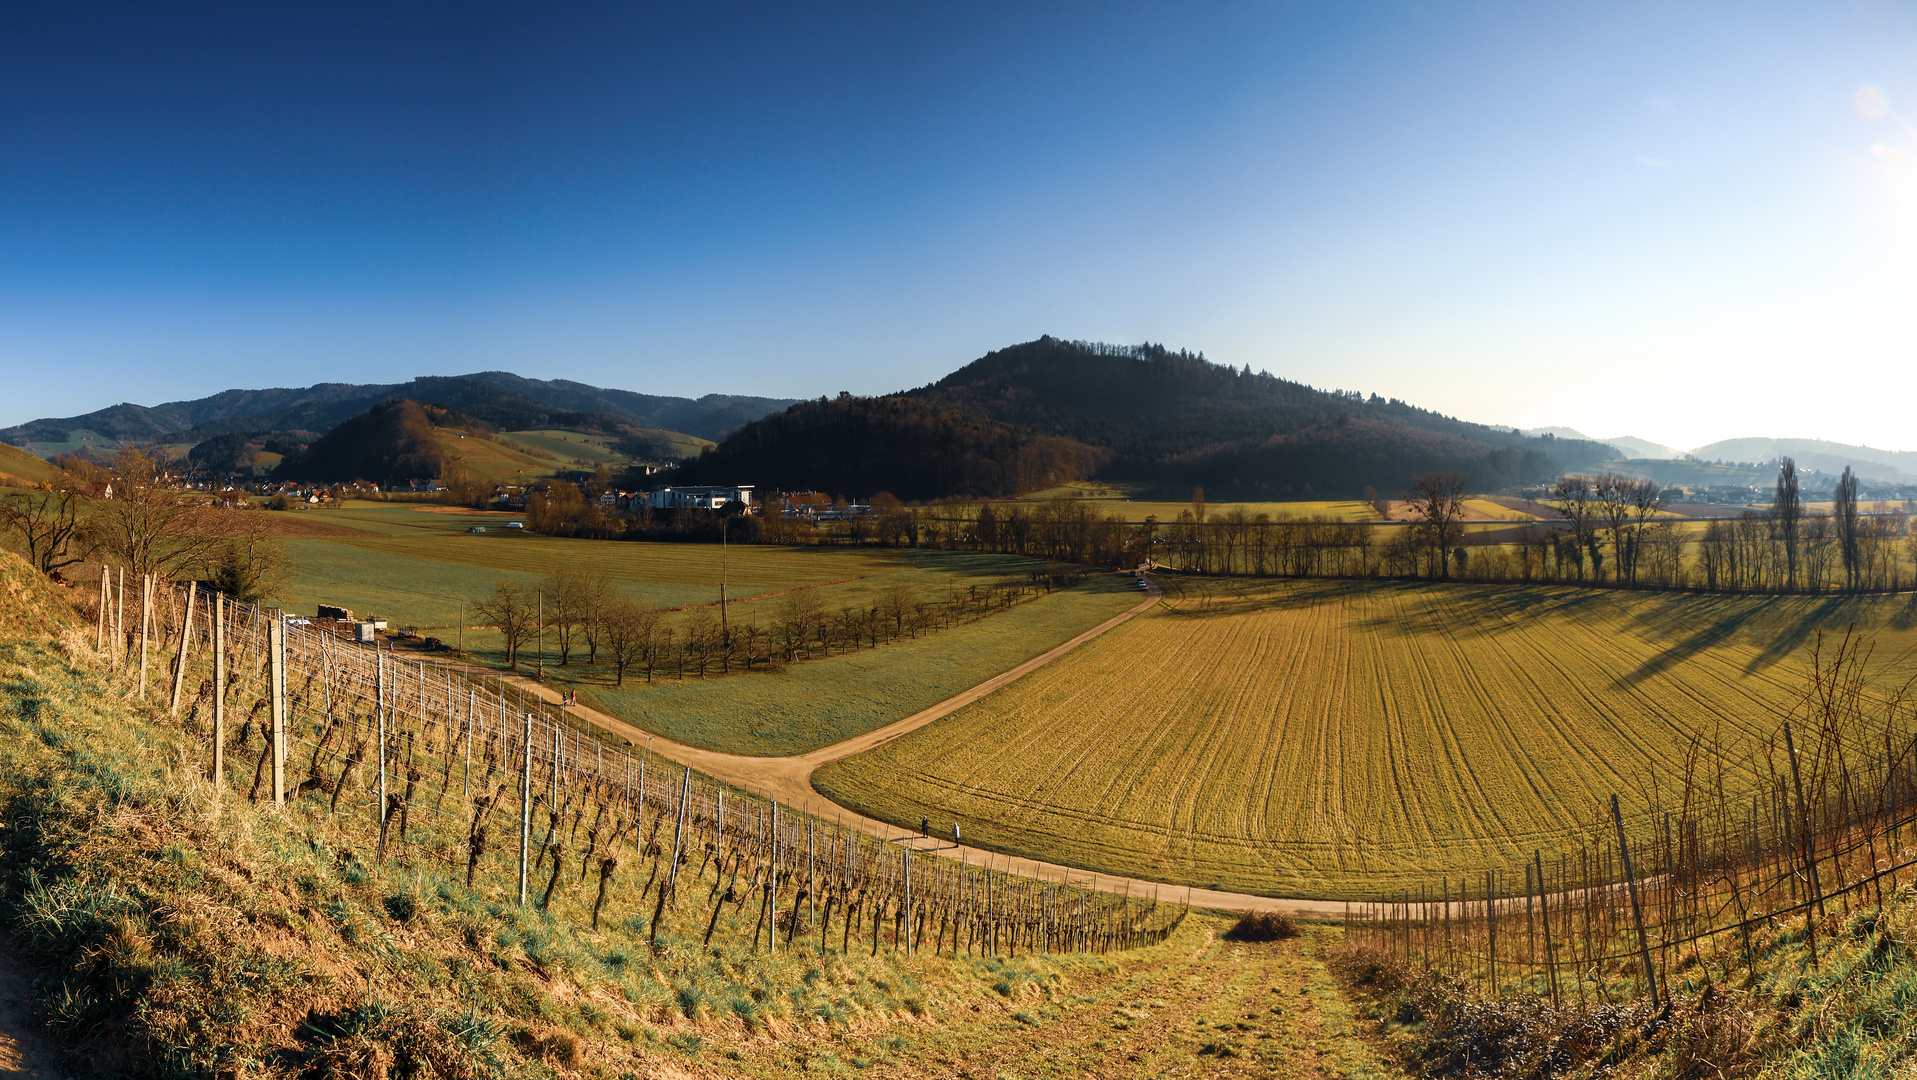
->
470, 565, 1085, 687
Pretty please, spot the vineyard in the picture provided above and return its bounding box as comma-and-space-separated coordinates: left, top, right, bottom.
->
4, 554, 1410, 1078
86, 568, 1186, 966
814, 577, 1917, 899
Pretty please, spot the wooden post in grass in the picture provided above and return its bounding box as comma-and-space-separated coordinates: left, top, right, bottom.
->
1536, 850, 1557, 1006
1612, 793, 1659, 1009
115, 567, 125, 669
170, 582, 197, 716
768, 800, 779, 954
96, 571, 107, 652
376, 650, 388, 837
213, 594, 226, 794
138, 574, 152, 696
269, 613, 286, 807
519, 710, 533, 905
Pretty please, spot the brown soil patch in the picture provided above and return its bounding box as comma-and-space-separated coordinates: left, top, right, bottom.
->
174, 509, 377, 539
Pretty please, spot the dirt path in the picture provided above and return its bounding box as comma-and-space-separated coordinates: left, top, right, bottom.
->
496, 578, 1348, 918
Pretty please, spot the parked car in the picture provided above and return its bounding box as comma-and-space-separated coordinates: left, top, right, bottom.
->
467, 526, 486, 533
506, 521, 524, 529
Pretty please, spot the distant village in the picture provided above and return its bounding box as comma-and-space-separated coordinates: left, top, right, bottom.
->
169, 477, 887, 521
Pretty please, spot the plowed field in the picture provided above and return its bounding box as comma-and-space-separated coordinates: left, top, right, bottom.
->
815, 578, 1917, 899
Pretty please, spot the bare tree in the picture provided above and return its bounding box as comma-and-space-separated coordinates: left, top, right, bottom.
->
1834, 466, 1861, 591
1621, 475, 1664, 586
1774, 457, 1803, 591
473, 580, 535, 668
578, 576, 616, 665
542, 565, 589, 665
1405, 471, 1469, 579
0, 482, 92, 577
92, 447, 221, 579
600, 595, 659, 686
1550, 475, 1601, 582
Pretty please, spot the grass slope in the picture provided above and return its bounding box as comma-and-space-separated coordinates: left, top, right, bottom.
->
816, 578, 1917, 900
0, 443, 57, 487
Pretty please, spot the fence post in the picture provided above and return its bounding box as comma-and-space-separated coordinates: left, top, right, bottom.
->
269, 613, 286, 807
138, 574, 152, 696
170, 582, 197, 716
519, 711, 533, 905
213, 595, 225, 795
1612, 793, 1659, 1009
376, 650, 388, 845
1536, 849, 1557, 1006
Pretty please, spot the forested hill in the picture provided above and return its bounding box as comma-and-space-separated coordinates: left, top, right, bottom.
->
0, 372, 796, 449
909, 337, 1615, 489
667, 337, 1614, 500
670, 395, 1104, 502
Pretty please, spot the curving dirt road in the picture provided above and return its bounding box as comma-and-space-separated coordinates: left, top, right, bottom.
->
497, 576, 1349, 919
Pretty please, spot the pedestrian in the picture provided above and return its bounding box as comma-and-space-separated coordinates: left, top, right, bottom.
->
952, 822, 961, 844
921, 816, 929, 838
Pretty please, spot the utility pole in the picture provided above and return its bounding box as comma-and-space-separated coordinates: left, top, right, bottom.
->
457, 599, 464, 653
720, 510, 729, 651
536, 588, 544, 680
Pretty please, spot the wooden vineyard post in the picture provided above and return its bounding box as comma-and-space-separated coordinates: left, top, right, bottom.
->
115, 567, 125, 670
519, 711, 533, 905
1536, 850, 1557, 1006
169, 582, 197, 716
212, 595, 226, 795
96, 571, 107, 652
1611, 793, 1659, 1009
138, 574, 152, 696
768, 801, 779, 955
904, 839, 913, 957
376, 650, 388, 851
269, 613, 286, 807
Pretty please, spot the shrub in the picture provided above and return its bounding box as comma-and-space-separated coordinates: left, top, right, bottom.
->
1225, 910, 1301, 942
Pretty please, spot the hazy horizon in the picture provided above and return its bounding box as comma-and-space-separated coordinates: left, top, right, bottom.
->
4, 3, 1915, 450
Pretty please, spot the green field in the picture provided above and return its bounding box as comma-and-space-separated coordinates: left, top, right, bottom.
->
815, 577, 1917, 900
556, 574, 1139, 755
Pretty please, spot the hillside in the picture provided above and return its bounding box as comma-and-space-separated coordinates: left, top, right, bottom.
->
673, 395, 1103, 501
672, 337, 1615, 500
0, 372, 795, 456
0, 442, 57, 487
270, 400, 452, 485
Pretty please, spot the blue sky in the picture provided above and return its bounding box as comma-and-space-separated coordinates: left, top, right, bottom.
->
3, 2, 1914, 450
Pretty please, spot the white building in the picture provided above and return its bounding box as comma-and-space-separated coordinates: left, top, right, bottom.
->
645, 485, 755, 511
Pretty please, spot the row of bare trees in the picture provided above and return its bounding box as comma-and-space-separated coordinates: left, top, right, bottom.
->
472, 569, 1074, 686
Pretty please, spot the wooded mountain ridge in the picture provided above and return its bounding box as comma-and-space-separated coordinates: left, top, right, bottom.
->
674, 337, 1616, 499
0, 372, 796, 449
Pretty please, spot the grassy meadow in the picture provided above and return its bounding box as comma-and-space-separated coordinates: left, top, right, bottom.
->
815, 576, 1917, 900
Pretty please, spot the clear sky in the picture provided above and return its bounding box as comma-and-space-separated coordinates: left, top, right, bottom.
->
3, 2, 1914, 451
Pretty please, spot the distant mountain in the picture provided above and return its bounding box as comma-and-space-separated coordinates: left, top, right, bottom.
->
0, 373, 797, 453
272, 400, 450, 486
1688, 438, 1917, 483
675, 337, 1617, 499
